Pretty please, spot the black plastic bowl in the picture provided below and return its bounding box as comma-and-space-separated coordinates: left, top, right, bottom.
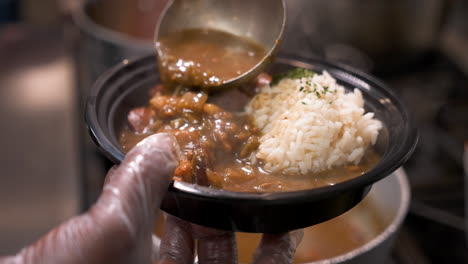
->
85, 55, 417, 233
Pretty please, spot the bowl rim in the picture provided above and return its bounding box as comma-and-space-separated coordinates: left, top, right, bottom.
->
85, 54, 418, 203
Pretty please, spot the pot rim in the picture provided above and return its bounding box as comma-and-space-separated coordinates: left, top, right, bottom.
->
304, 168, 410, 264
71, 0, 153, 52
150, 169, 410, 263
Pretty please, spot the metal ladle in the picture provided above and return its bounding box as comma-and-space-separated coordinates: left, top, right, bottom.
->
154, 0, 286, 89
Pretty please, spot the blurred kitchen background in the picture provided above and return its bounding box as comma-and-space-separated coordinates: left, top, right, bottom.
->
0, 0, 467, 263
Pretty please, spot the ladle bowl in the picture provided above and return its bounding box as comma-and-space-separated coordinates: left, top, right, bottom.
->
154, 0, 286, 89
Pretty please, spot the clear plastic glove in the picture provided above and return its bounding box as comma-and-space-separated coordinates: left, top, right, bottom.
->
158, 215, 304, 264
0, 133, 303, 264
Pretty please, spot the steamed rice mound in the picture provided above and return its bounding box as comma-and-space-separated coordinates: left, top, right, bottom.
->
246, 71, 382, 175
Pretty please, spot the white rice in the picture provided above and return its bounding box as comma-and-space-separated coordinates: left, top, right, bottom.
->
245, 71, 382, 175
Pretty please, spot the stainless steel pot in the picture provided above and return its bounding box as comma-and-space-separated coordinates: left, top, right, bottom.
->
152, 169, 410, 263
304, 169, 410, 264
72, 0, 161, 104
71, 0, 168, 207
283, 0, 454, 73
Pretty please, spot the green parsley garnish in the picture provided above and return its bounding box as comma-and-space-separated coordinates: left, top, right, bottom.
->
272, 68, 316, 85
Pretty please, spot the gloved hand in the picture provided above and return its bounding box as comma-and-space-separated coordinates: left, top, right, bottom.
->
158, 215, 304, 264
0, 133, 303, 264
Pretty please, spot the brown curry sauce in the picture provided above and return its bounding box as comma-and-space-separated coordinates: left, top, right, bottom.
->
119, 28, 379, 192
119, 79, 379, 192
156, 29, 266, 87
